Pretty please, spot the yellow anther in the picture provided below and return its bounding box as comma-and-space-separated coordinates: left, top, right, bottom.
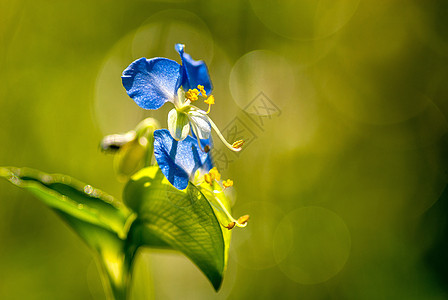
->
204, 167, 221, 185
209, 167, 221, 181
232, 140, 244, 149
204, 173, 213, 185
197, 85, 207, 97
222, 179, 233, 188
204, 95, 215, 105
185, 89, 200, 102
225, 222, 236, 230
237, 215, 250, 225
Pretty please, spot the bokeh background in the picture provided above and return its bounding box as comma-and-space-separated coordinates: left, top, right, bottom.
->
1, 0, 448, 299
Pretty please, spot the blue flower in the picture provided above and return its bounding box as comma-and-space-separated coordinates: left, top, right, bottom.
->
153, 129, 212, 190
121, 44, 244, 152
122, 44, 246, 190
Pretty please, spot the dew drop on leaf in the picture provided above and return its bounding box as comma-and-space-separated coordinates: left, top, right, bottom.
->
84, 185, 94, 195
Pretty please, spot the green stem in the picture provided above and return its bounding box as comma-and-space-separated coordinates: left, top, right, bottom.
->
98, 246, 136, 300
94, 228, 139, 300
98, 117, 159, 299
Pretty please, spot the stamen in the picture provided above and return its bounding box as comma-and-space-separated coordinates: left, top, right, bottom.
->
209, 167, 221, 181
197, 85, 207, 97
205, 187, 249, 229
237, 215, 250, 225
204, 95, 215, 105
204, 167, 221, 185
206, 115, 243, 152
232, 140, 244, 149
204, 173, 213, 185
225, 222, 236, 230
222, 179, 233, 188
185, 89, 200, 102
205, 95, 215, 114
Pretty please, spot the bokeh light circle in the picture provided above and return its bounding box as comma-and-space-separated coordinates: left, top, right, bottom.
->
131, 10, 214, 63
229, 50, 295, 114
249, 0, 360, 41
94, 32, 145, 135
274, 206, 351, 284
320, 71, 431, 126
351, 98, 448, 153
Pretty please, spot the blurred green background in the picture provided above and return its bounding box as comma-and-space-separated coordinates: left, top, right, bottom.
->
1, 0, 448, 299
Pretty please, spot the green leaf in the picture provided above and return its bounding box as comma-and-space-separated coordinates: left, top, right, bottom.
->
0, 167, 137, 299
123, 166, 227, 290
0, 167, 134, 239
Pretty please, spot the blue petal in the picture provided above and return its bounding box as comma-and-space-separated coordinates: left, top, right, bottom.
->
122, 57, 182, 110
154, 129, 211, 190
175, 44, 213, 95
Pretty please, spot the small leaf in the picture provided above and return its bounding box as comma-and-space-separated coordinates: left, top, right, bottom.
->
124, 166, 226, 290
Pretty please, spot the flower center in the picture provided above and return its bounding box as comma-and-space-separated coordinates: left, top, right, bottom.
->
185, 88, 200, 102
184, 85, 215, 114
174, 86, 245, 153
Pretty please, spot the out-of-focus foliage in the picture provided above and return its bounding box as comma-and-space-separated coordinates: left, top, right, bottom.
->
1, 0, 448, 299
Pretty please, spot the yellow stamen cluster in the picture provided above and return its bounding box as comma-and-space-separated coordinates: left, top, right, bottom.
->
185, 89, 200, 102
204, 167, 221, 185
197, 168, 250, 230
186, 85, 215, 113
232, 140, 244, 149
222, 179, 233, 188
